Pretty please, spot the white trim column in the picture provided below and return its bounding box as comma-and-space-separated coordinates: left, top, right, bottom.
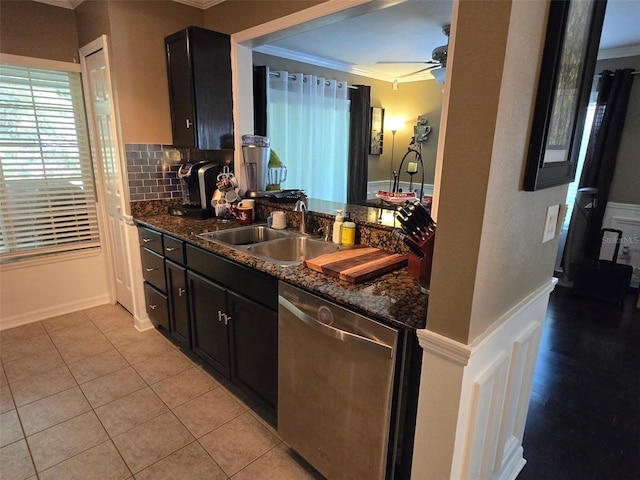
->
412, 278, 556, 480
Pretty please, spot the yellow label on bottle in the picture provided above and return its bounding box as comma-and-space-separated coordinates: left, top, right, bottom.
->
341, 223, 355, 246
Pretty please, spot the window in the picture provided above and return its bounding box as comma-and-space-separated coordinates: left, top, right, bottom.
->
0, 61, 99, 261
266, 71, 350, 203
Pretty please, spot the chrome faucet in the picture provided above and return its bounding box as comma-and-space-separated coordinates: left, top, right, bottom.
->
294, 194, 308, 234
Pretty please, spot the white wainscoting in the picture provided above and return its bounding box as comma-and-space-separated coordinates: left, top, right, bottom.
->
412, 278, 555, 480
602, 202, 640, 287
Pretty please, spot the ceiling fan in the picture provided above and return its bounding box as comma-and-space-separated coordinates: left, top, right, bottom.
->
378, 24, 450, 84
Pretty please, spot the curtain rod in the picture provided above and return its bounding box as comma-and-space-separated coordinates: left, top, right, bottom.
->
595, 71, 639, 77
269, 71, 357, 89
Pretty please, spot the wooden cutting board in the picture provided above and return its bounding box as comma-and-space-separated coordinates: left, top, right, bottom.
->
304, 245, 407, 283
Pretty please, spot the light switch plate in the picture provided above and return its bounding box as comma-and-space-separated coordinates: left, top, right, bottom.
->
543, 204, 560, 243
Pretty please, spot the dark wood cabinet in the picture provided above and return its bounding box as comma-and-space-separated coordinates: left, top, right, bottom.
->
140, 247, 166, 292
138, 227, 163, 254
166, 260, 190, 349
143, 282, 169, 331
228, 291, 278, 408
165, 26, 233, 150
188, 271, 230, 376
137, 226, 278, 416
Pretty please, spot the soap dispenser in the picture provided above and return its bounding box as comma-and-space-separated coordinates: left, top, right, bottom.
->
341, 213, 356, 247
332, 209, 344, 244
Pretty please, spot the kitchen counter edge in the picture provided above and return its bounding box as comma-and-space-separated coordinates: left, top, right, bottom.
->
133, 215, 427, 330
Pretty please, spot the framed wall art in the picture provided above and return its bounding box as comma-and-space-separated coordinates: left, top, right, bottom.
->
523, 0, 607, 191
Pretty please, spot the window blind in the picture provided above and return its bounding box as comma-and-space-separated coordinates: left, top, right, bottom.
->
0, 63, 100, 260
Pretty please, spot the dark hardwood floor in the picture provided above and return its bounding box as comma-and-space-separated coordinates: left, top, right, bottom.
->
517, 286, 640, 480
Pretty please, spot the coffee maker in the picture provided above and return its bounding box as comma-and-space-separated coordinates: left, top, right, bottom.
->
170, 161, 221, 218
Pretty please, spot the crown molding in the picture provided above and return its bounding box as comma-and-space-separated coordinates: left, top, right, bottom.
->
173, 0, 226, 9
31, 0, 77, 9
32, 0, 225, 10
254, 44, 434, 84
598, 44, 640, 60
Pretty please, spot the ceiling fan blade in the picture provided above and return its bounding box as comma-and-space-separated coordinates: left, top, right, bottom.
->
397, 64, 440, 78
376, 60, 438, 65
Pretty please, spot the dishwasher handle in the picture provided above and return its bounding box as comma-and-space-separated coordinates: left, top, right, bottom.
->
279, 296, 394, 358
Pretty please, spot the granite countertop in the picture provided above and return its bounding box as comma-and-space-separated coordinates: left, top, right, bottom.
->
134, 214, 427, 330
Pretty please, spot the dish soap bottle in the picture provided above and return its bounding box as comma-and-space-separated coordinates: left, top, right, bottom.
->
341, 213, 356, 247
332, 210, 344, 244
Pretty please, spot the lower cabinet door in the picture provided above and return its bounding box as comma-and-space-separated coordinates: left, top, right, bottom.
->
228, 291, 278, 409
166, 260, 190, 349
187, 271, 230, 376
143, 282, 169, 331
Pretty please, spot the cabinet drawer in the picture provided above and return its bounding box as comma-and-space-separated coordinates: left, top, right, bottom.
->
141, 247, 166, 292
186, 244, 277, 310
138, 227, 163, 254
144, 282, 169, 331
164, 236, 185, 264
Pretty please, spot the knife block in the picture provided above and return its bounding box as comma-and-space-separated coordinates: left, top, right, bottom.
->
407, 231, 435, 288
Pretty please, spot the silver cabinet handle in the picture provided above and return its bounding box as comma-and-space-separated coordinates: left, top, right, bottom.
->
142, 238, 152, 243
165, 247, 176, 252
178, 288, 186, 296
145, 268, 156, 272
278, 296, 394, 358
217, 311, 230, 325
149, 304, 157, 310
186, 119, 192, 129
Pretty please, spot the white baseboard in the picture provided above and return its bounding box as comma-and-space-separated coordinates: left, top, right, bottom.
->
134, 313, 154, 332
0, 294, 111, 331
412, 278, 556, 480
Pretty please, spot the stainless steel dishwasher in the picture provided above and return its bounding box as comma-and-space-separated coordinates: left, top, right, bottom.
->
278, 282, 399, 480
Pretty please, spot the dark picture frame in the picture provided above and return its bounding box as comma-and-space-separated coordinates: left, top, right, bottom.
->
369, 107, 384, 155
523, 0, 607, 191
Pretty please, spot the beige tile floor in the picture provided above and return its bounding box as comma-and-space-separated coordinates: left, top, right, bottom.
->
0, 304, 322, 480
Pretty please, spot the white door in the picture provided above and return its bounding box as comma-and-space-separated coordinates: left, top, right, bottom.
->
81, 37, 134, 313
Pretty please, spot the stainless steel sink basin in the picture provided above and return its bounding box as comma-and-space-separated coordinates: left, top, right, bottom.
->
197, 225, 291, 246
197, 224, 339, 266
247, 236, 340, 266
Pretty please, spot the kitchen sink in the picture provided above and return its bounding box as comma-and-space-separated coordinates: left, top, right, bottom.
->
197, 225, 291, 246
247, 236, 340, 266
196, 224, 339, 266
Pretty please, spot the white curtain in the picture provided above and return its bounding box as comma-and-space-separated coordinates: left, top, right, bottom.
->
267, 70, 350, 203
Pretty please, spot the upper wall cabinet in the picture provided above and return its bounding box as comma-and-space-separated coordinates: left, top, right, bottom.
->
165, 26, 234, 150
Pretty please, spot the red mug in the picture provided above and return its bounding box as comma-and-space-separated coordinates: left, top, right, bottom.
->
236, 206, 253, 225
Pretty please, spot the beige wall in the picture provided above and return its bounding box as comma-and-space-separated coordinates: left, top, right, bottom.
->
204, 0, 326, 34
252, 52, 444, 187
106, 1, 204, 144
0, 1, 79, 62
468, 0, 567, 342
374, 80, 444, 186
597, 56, 640, 205
75, 0, 111, 47
426, 0, 513, 343
427, 0, 564, 344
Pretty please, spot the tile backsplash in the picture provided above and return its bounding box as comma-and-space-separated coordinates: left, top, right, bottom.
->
125, 144, 233, 201
125, 144, 182, 201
